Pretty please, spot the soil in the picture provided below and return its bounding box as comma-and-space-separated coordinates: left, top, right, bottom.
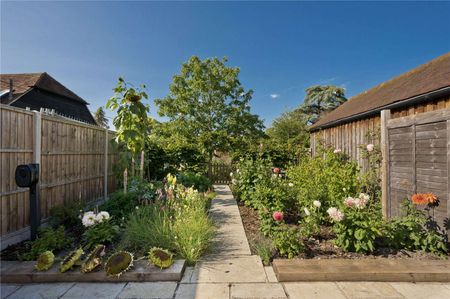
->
237, 202, 444, 261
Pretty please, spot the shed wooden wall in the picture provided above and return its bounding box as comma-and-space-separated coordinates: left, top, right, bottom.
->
0, 105, 118, 239
310, 96, 450, 173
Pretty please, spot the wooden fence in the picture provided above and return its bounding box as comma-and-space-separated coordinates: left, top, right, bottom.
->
210, 163, 234, 184
381, 108, 450, 227
0, 105, 117, 248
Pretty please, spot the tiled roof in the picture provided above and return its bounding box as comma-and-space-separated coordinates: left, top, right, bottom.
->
0, 72, 87, 104
310, 52, 450, 130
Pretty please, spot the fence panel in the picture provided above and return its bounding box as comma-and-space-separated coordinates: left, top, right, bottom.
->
211, 163, 234, 184
381, 108, 450, 228
0, 105, 117, 246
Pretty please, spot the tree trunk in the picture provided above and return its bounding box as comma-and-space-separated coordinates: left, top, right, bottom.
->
123, 168, 128, 194
207, 151, 213, 181
140, 150, 144, 179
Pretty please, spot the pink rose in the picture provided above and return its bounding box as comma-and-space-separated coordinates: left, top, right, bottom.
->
273, 167, 280, 174
273, 211, 283, 222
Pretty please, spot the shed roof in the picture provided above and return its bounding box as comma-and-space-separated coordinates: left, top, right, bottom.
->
310, 52, 450, 131
0, 72, 88, 104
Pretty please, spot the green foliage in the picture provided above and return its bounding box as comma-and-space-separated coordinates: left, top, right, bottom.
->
21, 226, 72, 261
106, 77, 150, 156
155, 56, 265, 170
358, 129, 382, 200
382, 201, 448, 256
100, 191, 139, 221
332, 205, 382, 254
177, 171, 212, 192
265, 109, 310, 164
298, 203, 323, 237
288, 148, 360, 213
49, 201, 83, 229
272, 225, 304, 259
253, 236, 275, 266
172, 206, 214, 265
232, 157, 272, 206
83, 220, 119, 249
298, 85, 347, 124
120, 204, 173, 253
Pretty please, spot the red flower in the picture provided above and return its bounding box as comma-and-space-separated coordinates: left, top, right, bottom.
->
272, 211, 283, 222
411, 193, 429, 205
273, 167, 280, 174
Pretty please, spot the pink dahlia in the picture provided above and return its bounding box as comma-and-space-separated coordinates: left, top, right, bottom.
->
272, 211, 283, 222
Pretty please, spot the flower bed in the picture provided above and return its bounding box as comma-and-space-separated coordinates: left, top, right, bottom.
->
1, 173, 215, 278
232, 147, 449, 265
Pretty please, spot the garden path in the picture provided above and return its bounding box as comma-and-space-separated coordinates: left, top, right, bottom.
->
2, 185, 450, 298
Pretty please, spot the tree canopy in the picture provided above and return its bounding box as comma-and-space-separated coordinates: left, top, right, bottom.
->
298, 85, 347, 124
155, 56, 265, 172
94, 106, 109, 128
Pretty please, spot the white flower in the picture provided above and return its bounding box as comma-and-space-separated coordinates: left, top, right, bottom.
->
333, 149, 342, 154
304, 207, 311, 216
356, 193, 370, 209
95, 211, 110, 223
327, 207, 344, 222
236, 169, 240, 173
313, 200, 321, 208
230, 172, 233, 177
288, 182, 294, 187
82, 211, 96, 227
135, 206, 139, 210
344, 197, 355, 207
366, 144, 374, 152
231, 179, 237, 185
342, 188, 347, 192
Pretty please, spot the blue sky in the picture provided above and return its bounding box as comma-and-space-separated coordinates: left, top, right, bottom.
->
1, 1, 450, 127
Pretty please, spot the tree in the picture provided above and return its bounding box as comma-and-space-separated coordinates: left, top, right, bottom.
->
94, 106, 109, 128
106, 77, 150, 178
155, 56, 265, 176
266, 109, 309, 163
298, 85, 347, 124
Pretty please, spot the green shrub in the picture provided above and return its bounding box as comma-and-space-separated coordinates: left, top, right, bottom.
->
120, 205, 173, 253
49, 201, 83, 229
177, 171, 211, 192
272, 225, 304, 259
172, 207, 214, 265
100, 191, 139, 221
382, 200, 448, 256
232, 157, 272, 206
83, 219, 120, 249
288, 148, 360, 213
20, 226, 72, 261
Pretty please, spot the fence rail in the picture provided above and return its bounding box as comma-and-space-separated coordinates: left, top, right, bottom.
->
0, 105, 118, 247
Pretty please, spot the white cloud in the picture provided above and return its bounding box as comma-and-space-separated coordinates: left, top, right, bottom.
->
270, 94, 280, 99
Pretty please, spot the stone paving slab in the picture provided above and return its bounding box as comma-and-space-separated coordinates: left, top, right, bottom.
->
0, 284, 21, 299
283, 282, 347, 299
264, 266, 278, 283
1, 260, 186, 283
390, 282, 450, 299
190, 255, 267, 283
5, 283, 74, 299
337, 282, 404, 299
117, 282, 177, 299
60, 282, 125, 299
231, 283, 287, 299
175, 283, 229, 299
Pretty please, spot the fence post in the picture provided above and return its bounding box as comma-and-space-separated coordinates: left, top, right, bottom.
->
33, 111, 42, 165
104, 129, 108, 200
380, 109, 391, 219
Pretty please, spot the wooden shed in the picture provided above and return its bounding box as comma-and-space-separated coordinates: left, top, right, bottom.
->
309, 52, 450, 224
